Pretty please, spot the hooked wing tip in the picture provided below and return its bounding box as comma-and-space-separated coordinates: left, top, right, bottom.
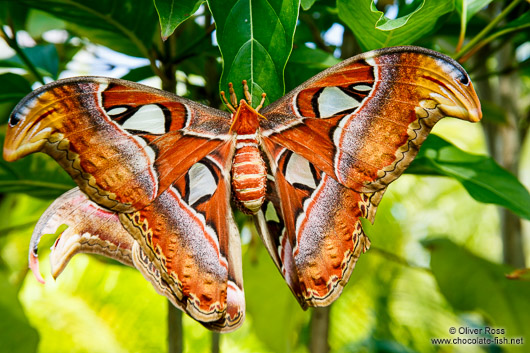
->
29, 252, 45, 284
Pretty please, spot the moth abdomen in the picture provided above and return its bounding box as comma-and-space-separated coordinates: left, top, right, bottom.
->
231, 142, 267, 214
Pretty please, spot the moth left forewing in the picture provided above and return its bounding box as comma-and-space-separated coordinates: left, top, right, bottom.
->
260, 46, 481, 194
4, 77, 232, 213
259, 139, 372, 307
119, 141, 244, 331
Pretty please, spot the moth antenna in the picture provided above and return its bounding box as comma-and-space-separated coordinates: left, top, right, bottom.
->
255, 93, 267, 112
228, 82, 238, 107
242, 80, 252, 104
220, 91, 236, 113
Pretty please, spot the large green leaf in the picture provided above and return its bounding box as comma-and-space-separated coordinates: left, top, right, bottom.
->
13, 0, 159, 58
455, 0, 492, 22
338, 0, 454, 51
208, 0, 300, 105
26, 9, 66, 37
407, 135, 530, 220
0, 272, 39, 353
0, 129, 75, 198
153, 0, 203, 40
423, 238, 530, 353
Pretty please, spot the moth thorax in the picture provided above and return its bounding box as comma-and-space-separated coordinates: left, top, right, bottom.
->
231, 143, 267, 214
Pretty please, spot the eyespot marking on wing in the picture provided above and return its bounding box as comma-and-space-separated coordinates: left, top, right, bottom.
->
106, 106, 129, 116
186, 162, 219, 207
350, 84, 372, 91
316, 87, 362, 118
121, 104, 166, 134
283, 152, 318, 191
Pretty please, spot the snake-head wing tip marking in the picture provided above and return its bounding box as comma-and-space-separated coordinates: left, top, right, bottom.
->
29, 251, 45, 284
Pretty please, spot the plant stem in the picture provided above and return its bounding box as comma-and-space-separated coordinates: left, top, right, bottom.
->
211, 332, 220, 353
158, 32, 182, 353
168, 303, 184, 353
454, 0, 523, 61
455, 0, 467, 52
309, 307, 330, 353
459, 24, 530, 62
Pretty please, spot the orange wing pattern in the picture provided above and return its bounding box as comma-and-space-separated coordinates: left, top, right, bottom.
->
4, 77, 232, 212
255, 46, 481, 306
260, 46, 481, 192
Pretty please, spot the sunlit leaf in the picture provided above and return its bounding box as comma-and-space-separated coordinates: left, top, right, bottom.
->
20, 255, 167, 353
455, 0, 492, 22
424, 238, 530, 353
153, 0, 203, 40
338, 0, 454, 50
301, 0, 317, 11
208, 0, 300, 105
26, 9, 66, 37
407, 135, 530, 220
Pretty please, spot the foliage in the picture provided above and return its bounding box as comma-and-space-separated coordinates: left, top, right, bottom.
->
0, 0, 529, 352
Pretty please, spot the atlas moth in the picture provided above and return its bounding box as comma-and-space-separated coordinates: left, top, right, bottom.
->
3, 46, 481, 332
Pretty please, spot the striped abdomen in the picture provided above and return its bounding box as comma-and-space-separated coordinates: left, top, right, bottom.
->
231, 135, 267, 214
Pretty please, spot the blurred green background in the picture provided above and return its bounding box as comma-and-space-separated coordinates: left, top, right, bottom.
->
0, 0, 529, 352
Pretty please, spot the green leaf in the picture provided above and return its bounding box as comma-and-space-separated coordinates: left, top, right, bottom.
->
24, 45, 60, 79
0, 73, 32, 104
26, 9, 66, 37
407, 135, 530, 220
13, 0, 159, 58
455, 0, 492, 22
0, 45, 59, 79
0, 272, 40, 353
153, 0, 203, 40
423, 238, 530, 353
0, 129, 75, 198
301, 0, 317, 11
0, 1, 29, 29
208, 0, 300, 105
338, 0, 454, 50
